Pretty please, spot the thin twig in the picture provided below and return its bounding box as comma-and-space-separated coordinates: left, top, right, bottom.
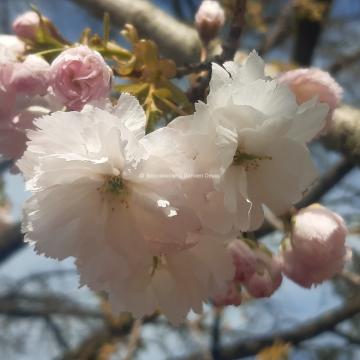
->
44, 315, 71, 351
220, 0, 247, 63
258, 0, 295, 56
211, 307, 223, 360
177, 295, 360, 360
255, 157, 354, 238
328, 49, 360, 75
124, 319, 142, 360
187, 0, 247, 102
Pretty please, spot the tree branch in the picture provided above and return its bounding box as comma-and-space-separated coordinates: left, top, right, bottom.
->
71, 0, 201, 64
0, 223, 23, 265
324, 105, 360, 165
0, 293, 102, 319
179, 295, 360, 360
220, 0, 247, 63
60, 313, 158, 360
221, 295, 360, 359
187, 0, 247, 102
258, 1, 295, 56
255, 156, 355, 238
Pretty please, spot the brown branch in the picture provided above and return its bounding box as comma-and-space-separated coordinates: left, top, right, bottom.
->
221, 295, 360, 359
292, 0, 334, 66
255, 157, 355, 238
337, 270, 360, 288
220, 0, 247, 63
328, 49, 360, 75
44, 315, 71, 352
0, 223, 23, 265
0, 293, 103, 319
187, 0, 247, 102
323, 105, 360, 165
258, 0, 295, 56
296, 158, 354, 209
179, 295, 360, 360
333, 329, 360, 346
60, 313, 158, 360
176, 60, 213, 78
71, 0, 201, 64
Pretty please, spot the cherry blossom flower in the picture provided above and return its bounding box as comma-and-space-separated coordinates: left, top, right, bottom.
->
170, 51, 329, 231
18, 94, 235, 322
141, 124, 249, 234
227, 239, 282, 298
244, 249, 283, 298
0, 50, 54, 166
212, 282, 242, 307
78, 233, 234, 323
0, 35, 25, 59
1, 55, 50, 97
228, 239, 257, 282
278, 68, 343, 135
50, 46, 113, 110
281, 204, 351, 288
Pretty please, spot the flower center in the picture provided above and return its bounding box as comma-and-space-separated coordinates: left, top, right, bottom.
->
233, 148, 272, 171
98, 174, 130, 208
104, 175, 125, 195
150, 255, 167, 277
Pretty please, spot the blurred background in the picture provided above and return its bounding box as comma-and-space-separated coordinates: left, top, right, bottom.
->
0, 0, 359, 359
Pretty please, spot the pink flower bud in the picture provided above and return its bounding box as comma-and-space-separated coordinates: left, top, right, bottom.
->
9, 55, 50, 96
281, 204, 352, 288
212, 282, 242, 307
244, 251, 283, 298
0, 35, 25, 58
228, 239, 257, 282
278, 68, 343, 134
195, 0, 225, 44
12, 11, 41, 41
50, 46, 113, 111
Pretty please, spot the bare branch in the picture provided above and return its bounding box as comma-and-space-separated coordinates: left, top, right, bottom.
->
0, 293, 102, 319
333, 328, 360, 346
328, 49, 360, 75
258, 1, 295, 56
60, 313, 158, 360
255, 157, 354, 238
0, 223, 23, 265
44, 315, 71, 351
71, 0, 201, 64
178, 295, 360, 360
187, 0, 248, 102
220, 0, 247, 63
324, 105, 360, 166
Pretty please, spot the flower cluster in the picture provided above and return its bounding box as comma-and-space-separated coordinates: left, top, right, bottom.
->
0, 11, 351, 323
0, 13, 113, 167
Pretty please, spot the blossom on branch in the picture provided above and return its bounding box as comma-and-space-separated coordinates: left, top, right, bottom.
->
278, 68, 343, 135
50, 46, 113, 111
18, 93, 234, 323
0, 40, 56, 166
169, 51, 329, 231
195, 0, 225, 44
280, 204, 352, 288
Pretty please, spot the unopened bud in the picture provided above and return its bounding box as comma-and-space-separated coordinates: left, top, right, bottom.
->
12, 11, 61, 44
195, 0, 225, 44
12, 11, 42, 41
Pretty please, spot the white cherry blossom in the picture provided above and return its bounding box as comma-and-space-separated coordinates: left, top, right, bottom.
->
170, 51, 329, 230
18, 93, 234, 323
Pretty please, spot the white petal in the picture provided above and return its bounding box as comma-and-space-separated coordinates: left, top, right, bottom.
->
111, 93, 146, 140
287, 99, 329, 143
